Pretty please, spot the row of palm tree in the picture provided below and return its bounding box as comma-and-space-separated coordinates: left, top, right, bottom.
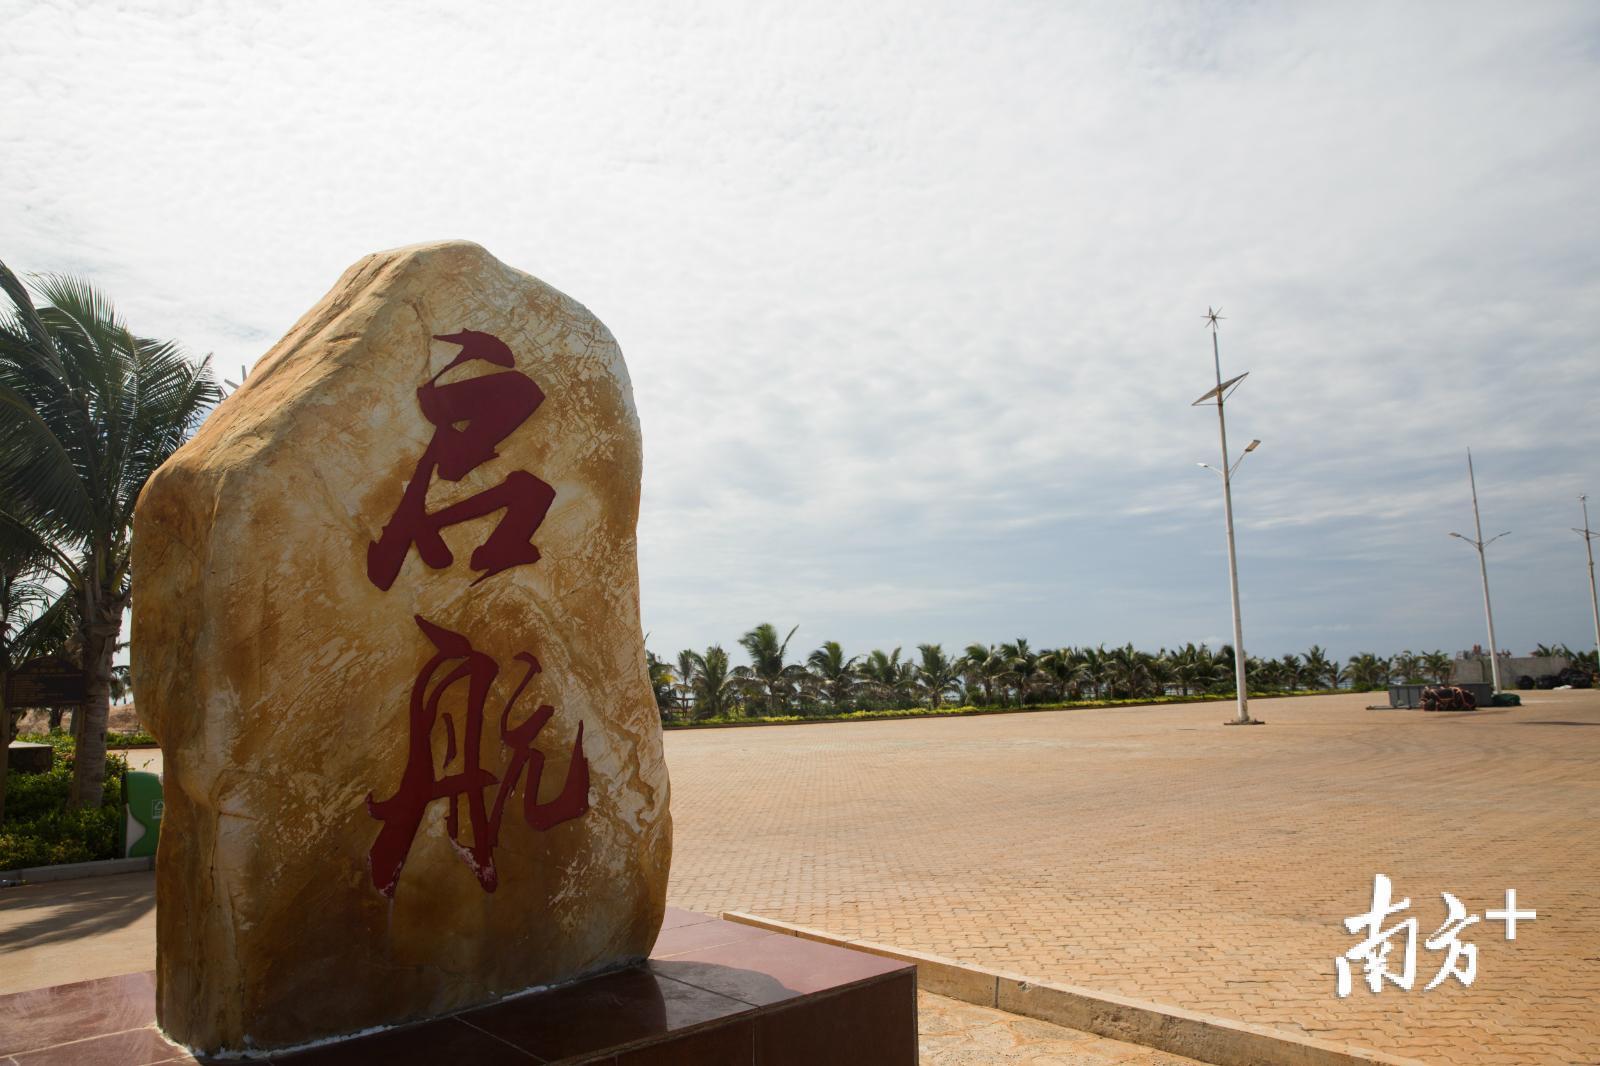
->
647, 626, 1484, 720
1531, 642, 1600, 671
0, 256, 219, 815
2, 252, 1590, 805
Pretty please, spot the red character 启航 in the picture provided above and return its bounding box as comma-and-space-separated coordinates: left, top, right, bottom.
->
366, 615, 590, 898
367, 330, 556, 591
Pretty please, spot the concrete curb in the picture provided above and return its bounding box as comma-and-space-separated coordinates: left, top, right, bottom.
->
0, 856, 152, 886
721, 912, 1427, 1066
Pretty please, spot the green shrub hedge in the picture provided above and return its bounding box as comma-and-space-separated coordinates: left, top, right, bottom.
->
11, 729, 155, 749
669, 689, 1347, 728
1, 736, 126, 871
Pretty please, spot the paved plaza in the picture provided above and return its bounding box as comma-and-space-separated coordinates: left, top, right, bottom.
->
4, 690, 1597, 1064
664, 690, 1599, 1065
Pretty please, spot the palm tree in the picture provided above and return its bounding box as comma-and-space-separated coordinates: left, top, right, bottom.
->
961, 643, 1007, 706
1423, 650, 1453, 684
1168, 643, 1221, 696
1039, 647, 1087, 702
676, 649, 698, 713
1390, 650, 1424, 685
1277, 653, 1303, 692
1250, 655, 1282, 692
109, 663, 132, 704
894, 659, 920, 705
1000, 638, 1043, 704
806, 641, 860, 711
0, 259, 219, 807
735, 623, 807, 715
689, 645, 739, 720
915, 643, 960, 710
1209, 646, 1233, 693
645, 650, 676, 720
1302, 646, 1333, 690
1215, 645, 1240, 694
1085, 645, 1119, 700
1147, 653, 1175, 697
862, 647, 915, 708
1346, 653, 1390, 691
1105, 643, 1155, 699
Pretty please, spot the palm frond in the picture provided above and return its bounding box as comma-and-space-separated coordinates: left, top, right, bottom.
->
0, 259, 53, 357
0, 509, 77, 585
6, 582, 77, 664
0, 382, 96, 540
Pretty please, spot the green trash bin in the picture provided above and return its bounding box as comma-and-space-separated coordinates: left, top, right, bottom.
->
124, 770, 163, 859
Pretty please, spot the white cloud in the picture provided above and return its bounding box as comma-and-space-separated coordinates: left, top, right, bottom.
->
3, 0, 1597, 662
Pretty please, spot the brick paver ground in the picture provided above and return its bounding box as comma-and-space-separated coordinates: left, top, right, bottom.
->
5, 691, 1596, 1063
664, 690, 1600, 1065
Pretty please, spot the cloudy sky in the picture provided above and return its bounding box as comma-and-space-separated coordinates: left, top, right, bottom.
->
5, 1, 1598, 664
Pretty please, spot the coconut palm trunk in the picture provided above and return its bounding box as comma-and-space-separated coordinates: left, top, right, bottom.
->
71, 582, 125, 806
73, 589, 119, 797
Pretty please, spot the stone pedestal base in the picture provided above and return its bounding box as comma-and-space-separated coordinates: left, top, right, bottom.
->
0, 910, 917, 1064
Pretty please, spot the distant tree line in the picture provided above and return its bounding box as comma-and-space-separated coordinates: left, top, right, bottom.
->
647, 628, 1599, 721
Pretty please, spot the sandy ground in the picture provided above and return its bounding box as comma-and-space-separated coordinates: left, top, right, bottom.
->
14, 702, 143, 737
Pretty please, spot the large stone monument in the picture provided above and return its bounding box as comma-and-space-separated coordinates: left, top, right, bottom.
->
131, 241, 672, 1055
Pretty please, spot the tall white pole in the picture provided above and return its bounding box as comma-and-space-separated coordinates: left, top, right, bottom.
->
1467, 451, 1504, 692
1578, 496, 1600, 673
1211, 328, 1254, 725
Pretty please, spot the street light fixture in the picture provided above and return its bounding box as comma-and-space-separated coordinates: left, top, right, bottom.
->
1192, 308, 1262, 726
1572, 496, 1600, 676
1447, 449, 1508, 692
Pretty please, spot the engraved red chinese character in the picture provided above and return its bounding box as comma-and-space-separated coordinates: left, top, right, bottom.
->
367, 329, 556, 591
366, 615, 590, 898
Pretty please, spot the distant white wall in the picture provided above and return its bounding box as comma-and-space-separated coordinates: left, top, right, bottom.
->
1452, 656, 1570, 685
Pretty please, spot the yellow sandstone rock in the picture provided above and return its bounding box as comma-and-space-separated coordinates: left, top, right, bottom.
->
131, 241, 672, 1055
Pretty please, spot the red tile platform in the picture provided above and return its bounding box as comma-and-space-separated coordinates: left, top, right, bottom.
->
0, 910, 916, 1064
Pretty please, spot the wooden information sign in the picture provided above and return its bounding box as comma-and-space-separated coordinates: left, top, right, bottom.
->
4, 656, 87, 708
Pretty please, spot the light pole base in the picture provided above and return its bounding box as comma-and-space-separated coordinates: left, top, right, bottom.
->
1224, 717, 1266, 726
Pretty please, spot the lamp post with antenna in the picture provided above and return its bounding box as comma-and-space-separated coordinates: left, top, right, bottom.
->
1193, 307, 1263, 725
1573, 495, 1600, 677
1448, 450, 1508, 692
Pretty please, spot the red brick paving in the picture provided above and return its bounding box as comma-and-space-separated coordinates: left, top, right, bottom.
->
664, 690, 1600, 1065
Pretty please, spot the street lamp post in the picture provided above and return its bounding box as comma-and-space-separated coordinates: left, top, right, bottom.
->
1193, 308, 1263, 725
1448, 450, 1508, 692
1573, 495, 1600, 676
